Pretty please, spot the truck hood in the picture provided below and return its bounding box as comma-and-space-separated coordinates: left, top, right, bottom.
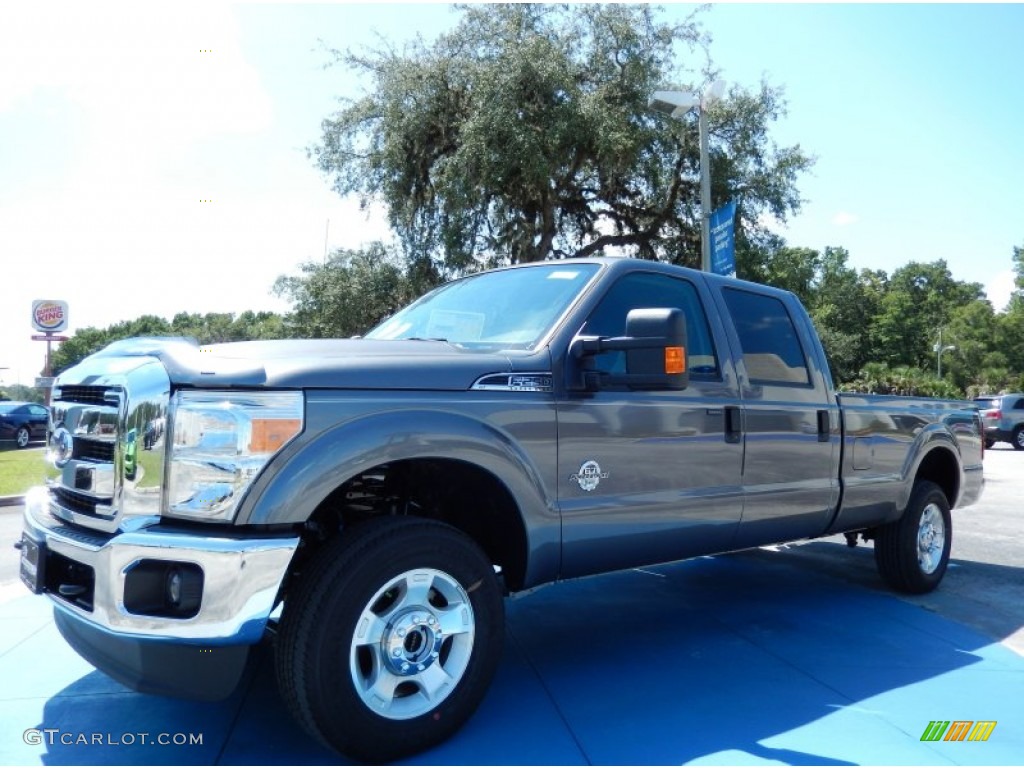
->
81, 337, 544, 390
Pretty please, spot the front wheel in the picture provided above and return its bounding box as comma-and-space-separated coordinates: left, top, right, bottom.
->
275, 517, 504, 763
874, 480, 951, 594
15, 427, 30, 449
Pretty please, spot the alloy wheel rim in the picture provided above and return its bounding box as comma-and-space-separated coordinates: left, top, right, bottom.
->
916, 503, 946, 575
349, 567, 475, 720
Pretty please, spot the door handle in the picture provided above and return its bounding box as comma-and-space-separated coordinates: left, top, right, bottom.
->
724, 406, 742, 444
817, 409, 831, 442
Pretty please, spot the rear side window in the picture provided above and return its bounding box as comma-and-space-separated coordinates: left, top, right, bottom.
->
581, 272, 719, 378
1012, 398, 1024, 410
722, 288, 810, 386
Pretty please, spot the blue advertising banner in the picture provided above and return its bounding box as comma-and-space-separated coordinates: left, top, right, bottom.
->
709, 200, 737, 278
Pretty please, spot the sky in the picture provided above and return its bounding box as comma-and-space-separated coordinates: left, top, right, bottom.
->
2, 1, 1022, 387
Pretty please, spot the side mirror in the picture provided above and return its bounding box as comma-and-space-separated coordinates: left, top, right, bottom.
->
569, 308, 689, 391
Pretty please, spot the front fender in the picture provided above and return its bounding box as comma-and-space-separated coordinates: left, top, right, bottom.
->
235, 401, 560, 587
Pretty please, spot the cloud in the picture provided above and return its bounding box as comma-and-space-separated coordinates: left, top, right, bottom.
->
831, 211, 859, 227
0, 2, 391, 387
985, 269, 1016, 313
0, 3, 271, 143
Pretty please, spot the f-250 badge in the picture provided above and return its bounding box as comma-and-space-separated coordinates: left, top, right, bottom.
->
571, 460, 609, 492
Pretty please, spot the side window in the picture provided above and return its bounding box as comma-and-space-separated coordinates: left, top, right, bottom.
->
30, 405, 48, 417
1013, 398, 1024, 411
580, 272, 719, 378
722, 288, 810, 386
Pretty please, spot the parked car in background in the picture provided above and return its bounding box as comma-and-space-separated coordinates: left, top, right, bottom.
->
973, 393, 1024, 449
0, 401, 49, 448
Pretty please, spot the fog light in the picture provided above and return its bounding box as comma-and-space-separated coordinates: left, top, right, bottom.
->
167, 568, 183, 607
165, 564, 203, 615
124, 560, 204, 618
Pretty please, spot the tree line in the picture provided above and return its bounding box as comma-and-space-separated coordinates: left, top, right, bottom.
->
42, 5, 1024, 398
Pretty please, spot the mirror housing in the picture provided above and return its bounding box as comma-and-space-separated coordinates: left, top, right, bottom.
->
569, 308, 689, 392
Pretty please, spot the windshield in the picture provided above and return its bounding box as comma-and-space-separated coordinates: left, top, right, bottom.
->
366, 263, 601, 348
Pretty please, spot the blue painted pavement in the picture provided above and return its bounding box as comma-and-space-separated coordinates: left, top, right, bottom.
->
0, 547, 1020, 765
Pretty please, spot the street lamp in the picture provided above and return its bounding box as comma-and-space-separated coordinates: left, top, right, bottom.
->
648, 79, 726, 272
933, 330, 955, 378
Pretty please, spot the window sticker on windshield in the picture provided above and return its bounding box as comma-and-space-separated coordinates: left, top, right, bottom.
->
548, 271, 582, 280
425, 310, 486, 341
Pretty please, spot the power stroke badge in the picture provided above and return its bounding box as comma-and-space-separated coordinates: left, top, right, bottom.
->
570, 460, 609, 492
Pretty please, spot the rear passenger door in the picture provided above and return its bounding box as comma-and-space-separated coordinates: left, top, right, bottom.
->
717, 287, 841, 547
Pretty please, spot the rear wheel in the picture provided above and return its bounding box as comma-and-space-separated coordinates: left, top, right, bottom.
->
1013, 425, 1024, 451
874, 481, 951, 594
15, 427, 30, 449
275, 517, 504, 763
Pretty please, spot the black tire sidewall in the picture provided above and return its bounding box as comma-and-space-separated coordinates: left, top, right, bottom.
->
880, 483, 950, 598
283, 521, 504, 762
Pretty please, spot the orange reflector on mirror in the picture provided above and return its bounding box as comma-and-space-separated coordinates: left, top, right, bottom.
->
665, 347, 686, 374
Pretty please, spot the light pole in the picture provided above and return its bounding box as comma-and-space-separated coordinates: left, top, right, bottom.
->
933, 330, 955, 378
648, 79, 725, 272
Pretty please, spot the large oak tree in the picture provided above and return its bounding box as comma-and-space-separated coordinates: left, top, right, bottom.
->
313, 3, 812, 270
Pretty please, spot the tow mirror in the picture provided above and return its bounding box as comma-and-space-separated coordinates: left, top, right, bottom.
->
569, 308, 689, 391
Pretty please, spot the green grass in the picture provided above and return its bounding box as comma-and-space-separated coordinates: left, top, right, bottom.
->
136, 449, 164, 488
0, 446, 48, 496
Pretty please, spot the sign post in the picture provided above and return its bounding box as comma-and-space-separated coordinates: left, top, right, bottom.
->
31, 300, 69, 405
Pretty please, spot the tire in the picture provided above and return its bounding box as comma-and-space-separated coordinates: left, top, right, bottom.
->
874, 480, 951, 594
1013, 425, 1024, 451
15, 427, 30, 449
984, 439, 995, 450
275, 517, 504, 763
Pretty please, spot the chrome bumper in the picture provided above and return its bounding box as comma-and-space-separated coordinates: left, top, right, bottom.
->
22, 486, 299, 645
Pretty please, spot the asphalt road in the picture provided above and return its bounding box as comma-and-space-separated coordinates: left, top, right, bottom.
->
1, 445, 1021, 652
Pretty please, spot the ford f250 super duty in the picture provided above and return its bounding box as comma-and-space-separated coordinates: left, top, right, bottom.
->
20, 257, 984, 762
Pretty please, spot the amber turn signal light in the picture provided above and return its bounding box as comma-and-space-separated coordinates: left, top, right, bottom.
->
664, 346, 686, 374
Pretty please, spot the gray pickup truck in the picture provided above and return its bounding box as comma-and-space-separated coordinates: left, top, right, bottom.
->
20, 258, 984, 762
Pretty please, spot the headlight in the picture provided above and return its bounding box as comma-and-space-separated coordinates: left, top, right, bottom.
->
166, 391, 303, 522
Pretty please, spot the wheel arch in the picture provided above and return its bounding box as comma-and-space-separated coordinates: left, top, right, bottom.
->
910, 444, 961, 510
238, 409, 558, 591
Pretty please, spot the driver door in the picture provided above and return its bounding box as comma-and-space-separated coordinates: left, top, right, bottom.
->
557, 270, 744, 578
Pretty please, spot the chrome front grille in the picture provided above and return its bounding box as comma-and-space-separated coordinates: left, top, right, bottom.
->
47, 357, 170, 533
53, 486, 104, 516
74, 438, 115, 463
55, 385, 119, 406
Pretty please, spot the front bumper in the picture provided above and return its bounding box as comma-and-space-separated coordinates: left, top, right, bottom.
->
21, 486, 299, 699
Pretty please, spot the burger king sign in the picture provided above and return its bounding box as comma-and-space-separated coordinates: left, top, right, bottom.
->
32, 300, 69, 334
